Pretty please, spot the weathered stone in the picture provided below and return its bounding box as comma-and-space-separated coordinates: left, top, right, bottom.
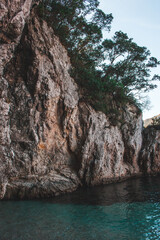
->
0, 0, 160, 199
139, 127, 160, 173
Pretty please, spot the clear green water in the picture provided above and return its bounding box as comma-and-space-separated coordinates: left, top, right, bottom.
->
0, 176, 160, 240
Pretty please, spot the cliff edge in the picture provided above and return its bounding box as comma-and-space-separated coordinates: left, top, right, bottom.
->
0, 0, 159, 199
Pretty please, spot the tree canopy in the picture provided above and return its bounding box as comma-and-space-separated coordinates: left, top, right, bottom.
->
38, 0, 160, 113
102, 31, 160, 100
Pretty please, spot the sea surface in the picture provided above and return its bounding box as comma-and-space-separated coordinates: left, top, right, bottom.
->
0, 176, 160, 240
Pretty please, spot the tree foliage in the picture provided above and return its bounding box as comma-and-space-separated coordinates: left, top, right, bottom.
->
38, 0, 160, 113
102, 31, 160, 104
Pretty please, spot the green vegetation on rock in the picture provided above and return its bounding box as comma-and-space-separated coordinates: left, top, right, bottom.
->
37, 0, 160, 114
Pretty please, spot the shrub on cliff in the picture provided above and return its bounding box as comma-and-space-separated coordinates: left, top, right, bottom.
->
38, 0, 160, 113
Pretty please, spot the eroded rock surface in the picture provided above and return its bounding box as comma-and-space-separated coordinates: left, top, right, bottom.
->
0, 0, 159, 199
140, 127, 160, 174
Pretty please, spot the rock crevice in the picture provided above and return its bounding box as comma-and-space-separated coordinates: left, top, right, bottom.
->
0, 1, 160, 199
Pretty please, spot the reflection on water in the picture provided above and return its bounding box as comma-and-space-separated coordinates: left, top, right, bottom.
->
47, 175, 160, 205
0, 176, 160, 240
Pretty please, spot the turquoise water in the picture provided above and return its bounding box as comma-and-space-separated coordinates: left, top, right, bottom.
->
0, 176, 160, 240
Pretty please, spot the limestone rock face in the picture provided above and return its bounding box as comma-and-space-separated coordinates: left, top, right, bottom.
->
0, 2, 80, 198
78, 104, 143, 185
0, 0, 159, 199
139, 127, 160, 174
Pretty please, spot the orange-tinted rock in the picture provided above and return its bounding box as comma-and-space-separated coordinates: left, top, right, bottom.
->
0, 0, 160, 199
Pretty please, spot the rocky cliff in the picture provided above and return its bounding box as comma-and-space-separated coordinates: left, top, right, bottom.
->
0, 0, 159, 199
144, 114, 160, 128
140, 126, 160, 174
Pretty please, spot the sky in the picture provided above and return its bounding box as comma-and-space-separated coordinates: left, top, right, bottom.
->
99, 0, 160, 120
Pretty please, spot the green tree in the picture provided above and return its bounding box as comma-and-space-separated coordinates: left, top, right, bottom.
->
38, 1, 160, 113
38, 0, 112, 99
102, 31, 160, 104
39, 0, 112, 50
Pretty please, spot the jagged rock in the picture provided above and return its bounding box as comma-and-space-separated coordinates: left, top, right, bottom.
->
143, 114, 160, 128
139, 127, 160, 174
0, 0, 159, 199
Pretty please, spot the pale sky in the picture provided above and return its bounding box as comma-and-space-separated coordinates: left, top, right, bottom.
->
99, 0, 160, 120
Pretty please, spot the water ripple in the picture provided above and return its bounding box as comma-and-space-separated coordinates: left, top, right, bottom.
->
0, 176, 160, 240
